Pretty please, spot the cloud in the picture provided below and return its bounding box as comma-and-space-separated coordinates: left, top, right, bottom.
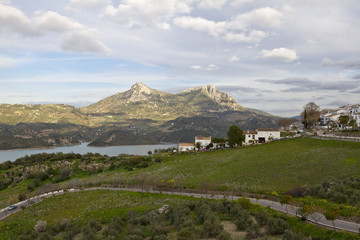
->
69, 0, 110, 9
173, 16, 226, 36
104, 0, 192, 29
217, 85, 257, 93
0, 3, 110, 53
197, 0, 227, 9
190, 64, 219, 71
61, 31, 111, 53
34, 11, 84, 32
0, 55, 22, 68
322, 58, 360, 70
229, 56, 239, 62
256, 77, 359, 92
230, 0, 253, 7
353, 74, 360, 79
223, 30, 267, 43
259, 48, 298, 62
174, 7, 282, 43
0, 3, 39, 36
227, 7, 283, 30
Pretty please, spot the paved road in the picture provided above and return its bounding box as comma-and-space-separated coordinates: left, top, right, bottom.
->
1, 187, 359, 234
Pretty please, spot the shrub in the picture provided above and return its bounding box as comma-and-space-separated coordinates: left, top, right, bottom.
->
34, 220, 47, 233
203, 214, 223, 237
254, 209, 270, 226
266, 217, 289, 235
216, 231, 231, 240
245, 222, 261, 240
235, 211, 253, 231
237, 197, 251, 209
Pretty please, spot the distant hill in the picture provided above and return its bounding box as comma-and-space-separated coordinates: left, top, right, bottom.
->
81, 83, 246, 123
0, 83, 280, 149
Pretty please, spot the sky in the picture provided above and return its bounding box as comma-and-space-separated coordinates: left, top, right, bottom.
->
0, 0, 359, 117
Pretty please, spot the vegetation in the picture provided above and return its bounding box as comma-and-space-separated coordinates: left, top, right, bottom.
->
2, 190, 355, 240
301, 102, 320, 129
227, 125, 245, 147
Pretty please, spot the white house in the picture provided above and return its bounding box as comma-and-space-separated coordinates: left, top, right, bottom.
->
244, 130, 258, 144
178, 136, 212, 152
244, 128, 280, 144
320, 104, 360, 128
178, 143, 195, 152
195, 136, 211, 149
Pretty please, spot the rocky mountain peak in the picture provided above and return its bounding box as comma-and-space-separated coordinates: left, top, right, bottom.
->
126, 82, 155, 102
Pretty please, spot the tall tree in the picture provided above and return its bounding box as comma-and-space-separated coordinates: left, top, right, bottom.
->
339, 115, 350, 129
301, 102, 320, 129
227, 125, 245, 147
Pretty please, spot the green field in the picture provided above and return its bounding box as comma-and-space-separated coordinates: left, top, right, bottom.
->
1, 190, 358, 240
96, 137, 360, 194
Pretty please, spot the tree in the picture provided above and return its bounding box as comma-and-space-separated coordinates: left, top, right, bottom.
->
195, 142, 202, 151
280, 195, 293, 213
339, 115, 350, 129
349, 119, 358, 130
324, 206, 340, 230
301, 102, 320, 129
277, 118, 296, 129
227, 125, 245, 147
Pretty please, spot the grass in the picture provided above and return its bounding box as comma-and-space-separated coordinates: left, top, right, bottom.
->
106, 137, 360, 193
1, 190, 359, 240
0, 190, 196, 239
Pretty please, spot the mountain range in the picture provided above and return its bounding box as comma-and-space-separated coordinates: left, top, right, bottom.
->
0, 83, 280, 149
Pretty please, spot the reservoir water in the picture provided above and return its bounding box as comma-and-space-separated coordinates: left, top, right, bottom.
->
0, 142, 177, 163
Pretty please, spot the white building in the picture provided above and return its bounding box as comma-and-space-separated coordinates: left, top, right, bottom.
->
178, 136, 212, 152
320, 104, 360, 128
178, 143, 195, 152
195, 136, 211, 149
244, 128, 280, 144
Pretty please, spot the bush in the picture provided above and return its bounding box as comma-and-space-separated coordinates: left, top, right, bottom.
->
237, 197, 251, 209
254, 209, 270, 226
216, 231, 231, 240
235, 210, 252, 231
266, 217, 289, 235
203, 214, 223, 237
245, 222, 261, 240
34, 220, 47, 233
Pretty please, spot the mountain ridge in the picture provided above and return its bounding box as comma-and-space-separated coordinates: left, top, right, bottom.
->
0, 83, 280, 149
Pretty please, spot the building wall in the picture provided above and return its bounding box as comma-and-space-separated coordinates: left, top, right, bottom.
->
257, 131, 280, 141
178, 145, 194, 152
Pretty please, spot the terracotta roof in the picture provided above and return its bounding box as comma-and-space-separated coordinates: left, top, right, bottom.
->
178, 143, 194, 146
195, 136, 211, 140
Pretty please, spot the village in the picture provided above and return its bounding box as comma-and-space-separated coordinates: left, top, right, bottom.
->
178, 128, 281, 152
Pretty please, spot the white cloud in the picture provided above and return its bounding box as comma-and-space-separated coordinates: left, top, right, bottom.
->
69, 0, 110, 8
61, 31, 111, 53
173, 16, 226, 36
230, 0, 253, 7
223, 30, 267, 43
227, 7, 283, 30
34, 11, 84, 32
0, 3, 38, 36
104, 0, 192, 29
260, 48, 298, 62
0, 3, 110, 54
190, 64, 219, 71
229, 56, 239, 62
197, 0, 227, 9
0, 55, 22, 68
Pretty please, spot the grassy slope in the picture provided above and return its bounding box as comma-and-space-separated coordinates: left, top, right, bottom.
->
117, 137, 360, 193
0, 190, 194, 239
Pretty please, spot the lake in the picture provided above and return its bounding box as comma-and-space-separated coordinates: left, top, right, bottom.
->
0, 142, 177, 163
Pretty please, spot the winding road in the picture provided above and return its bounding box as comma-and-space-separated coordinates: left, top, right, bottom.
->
0, 187, 359, 234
